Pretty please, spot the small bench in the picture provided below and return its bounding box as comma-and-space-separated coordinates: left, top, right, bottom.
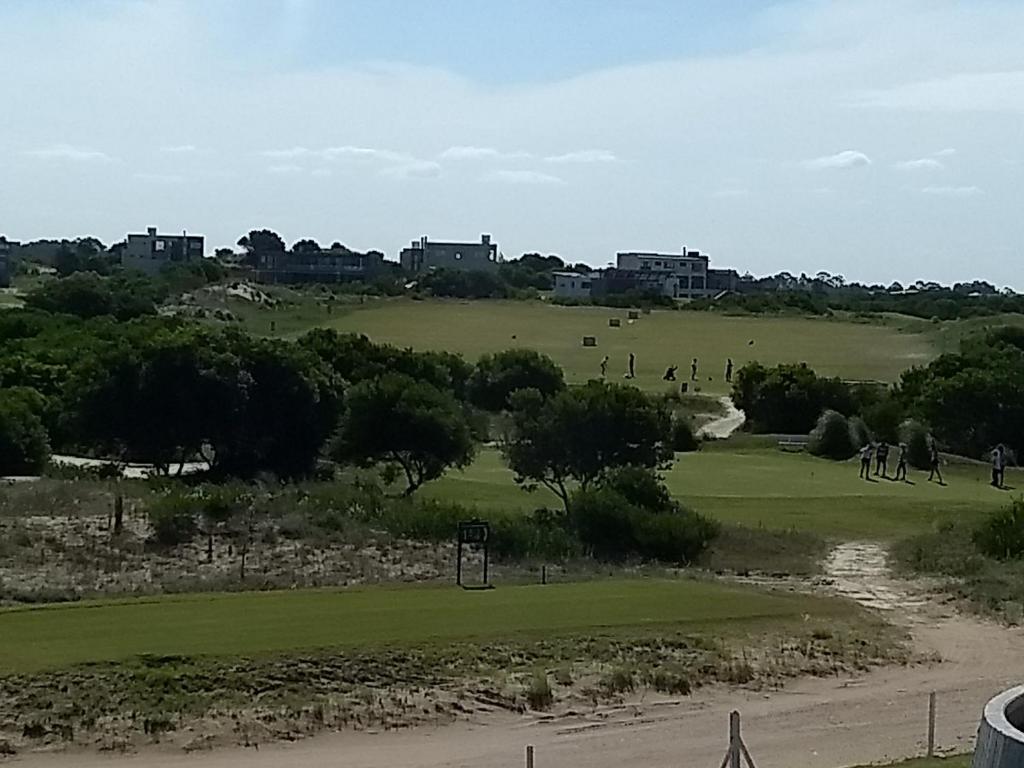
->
777, 440, 806, 452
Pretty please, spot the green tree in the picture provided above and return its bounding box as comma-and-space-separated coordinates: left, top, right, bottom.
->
731, 361, 855, 433
0, 388, 51, 474
807, 410, 857, 460
502, 381, 673, 512
236, 229, 286, 266
334, 374, 475, 495
468, 349, 565, 411
291, 238, 322, 253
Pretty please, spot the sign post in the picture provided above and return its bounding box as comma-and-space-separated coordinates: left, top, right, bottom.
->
456, 520, 492, 589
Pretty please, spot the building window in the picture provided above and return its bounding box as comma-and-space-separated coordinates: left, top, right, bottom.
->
454, 252, 462, 260
155, 240, 165, 252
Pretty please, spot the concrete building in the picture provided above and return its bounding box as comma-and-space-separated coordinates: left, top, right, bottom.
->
122, 227, 204, 276
400, 234, 499, 274
615, 248, 711, 299
0, 237, 16, 287
254, 249, 385, 284
552, 271, 601, 299
551, 245, 736, 301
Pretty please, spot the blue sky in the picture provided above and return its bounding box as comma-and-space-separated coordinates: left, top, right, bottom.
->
1, 1, 1023, 286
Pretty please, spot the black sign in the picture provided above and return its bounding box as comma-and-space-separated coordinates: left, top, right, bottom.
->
458, 521, 489, 545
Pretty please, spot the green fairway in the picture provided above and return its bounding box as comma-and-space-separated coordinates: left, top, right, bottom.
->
424, 448, 1014, 539
0, 578, 846, 674
315, 299, 933, 393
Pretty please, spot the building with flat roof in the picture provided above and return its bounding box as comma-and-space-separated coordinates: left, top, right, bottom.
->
400, 234, 499, 274
552, 271, 601, 299
254, 248, 385, 284
123, 227, 204, 276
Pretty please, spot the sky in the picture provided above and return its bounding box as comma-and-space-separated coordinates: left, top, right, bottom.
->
1, 0, 1023, 287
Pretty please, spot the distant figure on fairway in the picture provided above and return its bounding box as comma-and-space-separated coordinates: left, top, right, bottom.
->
626, 352, 636, 379
928, 439, 944, 484
859, 443, 874, 479
725, 358, 734, 383
875, 441, 890, 478
691, 358, 699, 381
600, 355, 609, 378
895, 443, 909, 481
991, 444, 1006, 488
663, 365, 677, 381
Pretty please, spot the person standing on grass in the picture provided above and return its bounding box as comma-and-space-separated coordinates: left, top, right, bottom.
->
991, 444, 1006, 488
895, 442, 909, 481
626, 352, 636, 379
725, 358, 734, 383
600, 355, 609, 378
859, 442, 874, 479
875, 440, 890, 478
928, 438, 944, 484
691, 358, 699, 381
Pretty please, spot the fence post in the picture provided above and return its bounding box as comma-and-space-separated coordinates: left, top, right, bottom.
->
730, 711, 741, 768
927, 692, 937, 757
526, 744, 535, 768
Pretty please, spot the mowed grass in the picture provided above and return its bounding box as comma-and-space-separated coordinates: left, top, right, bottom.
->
424, 448, 1014, 539
0, 579, 846, 674
854, 758, 970, 768
318, 299, 934, 393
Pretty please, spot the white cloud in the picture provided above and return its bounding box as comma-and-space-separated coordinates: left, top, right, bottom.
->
323, 145, 407, 163
23, 143, 112, 162
801, 150, 872, 170
267, 163, 304, 174
712, 188, 750, 199
261, 146, 312, 159
159, 144, 197, 154
310, 168, 332, 177
849, 71, 1024, 113
544, 149, 618, 164
922, 185, 982, 197
894, 158, 944, 171
487, 169, 565, 185
440, 145, 531, 161
381, 160, 442, 179
933, 148, 957, 157
133, 172, 185, 184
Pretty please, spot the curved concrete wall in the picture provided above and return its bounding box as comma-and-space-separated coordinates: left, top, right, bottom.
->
973, 685, 1024, 767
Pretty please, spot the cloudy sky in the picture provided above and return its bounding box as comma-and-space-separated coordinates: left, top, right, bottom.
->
1, 0, 1022, 286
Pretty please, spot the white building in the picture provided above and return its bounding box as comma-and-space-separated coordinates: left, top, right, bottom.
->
552, 271, 600, 299
615, 248, 710, 299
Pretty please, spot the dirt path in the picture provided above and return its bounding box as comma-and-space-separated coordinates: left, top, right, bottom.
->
698, 396, 745, 439
15, 543, 1023, 768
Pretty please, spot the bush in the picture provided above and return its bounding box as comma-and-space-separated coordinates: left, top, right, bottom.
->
0, 389, 50, 475
468, 349, 565, 411
848, 415, 871, 449
671, 417, 700, 452
899, 419, 931, 469
974, 500, 1024, 561
524, 671, 553, 710
569, 470, 719, 564
147, 494, 199, 547
807, 410, 856, 460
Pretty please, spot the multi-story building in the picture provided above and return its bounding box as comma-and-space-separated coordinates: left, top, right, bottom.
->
122, 227, 204, 276
254, 249, 385, 284
400, 234, 499, 274
551, 246, 736, 301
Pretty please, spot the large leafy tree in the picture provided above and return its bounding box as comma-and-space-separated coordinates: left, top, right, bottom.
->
468, 348, 565, 411
0, 387, 51, 475
334, 373, 475, 495
236, 229, 286, 266
731, 361, 855, 433
501, 380, 673, 512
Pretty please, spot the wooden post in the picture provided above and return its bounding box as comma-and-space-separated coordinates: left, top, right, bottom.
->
730, 711, 741, 768
456, 536, 463, 586
927, 691, 937, 757
541, 565, 547, 585
525, 744, 535, 768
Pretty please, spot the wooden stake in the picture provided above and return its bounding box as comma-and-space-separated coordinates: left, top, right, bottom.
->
927, 691, 937, 757
525, 744, 535, 768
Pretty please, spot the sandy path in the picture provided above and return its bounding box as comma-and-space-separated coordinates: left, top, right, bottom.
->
698, 397, 746, 439
15, 544, 1022, 768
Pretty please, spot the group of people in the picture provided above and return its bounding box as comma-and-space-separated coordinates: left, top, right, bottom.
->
603, 354, 735, 385
858, 438, 1012, 488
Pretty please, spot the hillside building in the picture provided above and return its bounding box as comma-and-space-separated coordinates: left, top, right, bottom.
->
254, 249, 385, 284
400, 234, 500, 274
122, 227, 204, 276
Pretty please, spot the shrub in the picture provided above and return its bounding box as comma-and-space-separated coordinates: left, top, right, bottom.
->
807, 410, 856, 460
647, 665, 692, 695
0, 389, 51, 475
671, 417, 700, 452
147, 494, 199, 547
601, 667, 636, 695
632, 509, 720, 564
468, 349, 565, 411
899, 419, 931, 469
524, 671, 553, 710
974, 500, 1024, 561
848, 415, 871, 449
